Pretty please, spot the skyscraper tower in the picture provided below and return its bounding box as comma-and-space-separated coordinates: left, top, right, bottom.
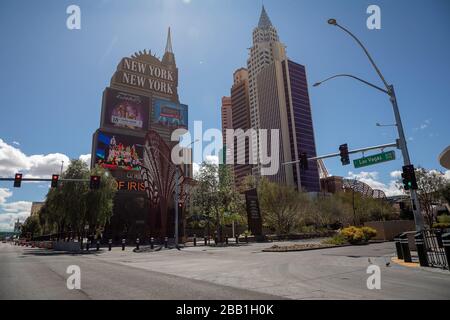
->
221, 96, 232, 148
230, 68, 252, 189
245, 6, 320, 192
247, 6, 287, 176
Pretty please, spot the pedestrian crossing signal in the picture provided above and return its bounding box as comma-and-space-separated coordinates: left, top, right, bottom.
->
14, 173, 22, 188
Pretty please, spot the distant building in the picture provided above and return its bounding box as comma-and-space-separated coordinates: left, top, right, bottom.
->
320, 176, 344, 194
221, 96, 233, 153
30, 202, 44, 217
439, 145, 450, 169
90, 28, 192, 239
14, 219, 22, 233
247, 6, 320, 192
230, 68, 252, 188
247, 6, 287, 177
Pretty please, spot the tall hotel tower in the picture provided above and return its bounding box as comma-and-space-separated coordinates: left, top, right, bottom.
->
247, 6, 287, 177
246, 6, 320, 192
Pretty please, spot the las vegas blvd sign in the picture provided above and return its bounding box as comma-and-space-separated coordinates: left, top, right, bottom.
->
353, 151, 396, 168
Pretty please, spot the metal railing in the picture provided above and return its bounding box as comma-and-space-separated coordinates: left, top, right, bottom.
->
422, 229, 448, 269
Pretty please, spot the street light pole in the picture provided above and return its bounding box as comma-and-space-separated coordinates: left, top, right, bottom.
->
174, 165, 180, 248
388, 85, 424, 230
174, 138, 200, 248
322, 19, 424, 231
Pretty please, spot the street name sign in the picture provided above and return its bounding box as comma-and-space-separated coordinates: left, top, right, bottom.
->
353, 151, 396, 168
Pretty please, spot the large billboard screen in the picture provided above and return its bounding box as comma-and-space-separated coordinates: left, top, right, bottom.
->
94, 131, 144, 171
153, 99, 188, 128
103, 88, 150, 131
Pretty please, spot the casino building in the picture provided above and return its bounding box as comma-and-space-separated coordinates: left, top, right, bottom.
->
90, 28, 191, 240
224, 6, 321, 192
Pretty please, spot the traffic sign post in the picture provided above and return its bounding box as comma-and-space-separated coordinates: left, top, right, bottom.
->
353, 150, 396, 168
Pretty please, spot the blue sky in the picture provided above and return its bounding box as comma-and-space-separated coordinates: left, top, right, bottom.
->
1, 0, 449, 230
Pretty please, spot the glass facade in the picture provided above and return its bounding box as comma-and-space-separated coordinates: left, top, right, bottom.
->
282, 60, 321, 192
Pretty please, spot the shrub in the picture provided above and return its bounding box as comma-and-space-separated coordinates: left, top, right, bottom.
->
432, 215, 450, 229
361, 227, 377, 241
322, 233, 347, 245
432, 222, 450, 229
241, 230, 252, 237
340, 226, 377, 244
438, 215, 450, 224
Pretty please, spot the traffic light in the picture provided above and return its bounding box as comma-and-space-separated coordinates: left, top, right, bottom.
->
339, 144, 350, 165
51, 174, 59, 188
90, 175, 101, 190
14, 173, 22, 188
300, 152, 308, 170
402, 165, 418, 190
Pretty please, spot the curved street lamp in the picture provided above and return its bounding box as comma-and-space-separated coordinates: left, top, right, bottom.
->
316, 19, 424, 231
313, 74, 388, 94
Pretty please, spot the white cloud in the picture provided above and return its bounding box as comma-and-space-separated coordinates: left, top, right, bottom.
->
0, 188, 13, 205
0, 187, 32, 231
79, 154, 91, 166
390, 170, 402, 179
0, 204, 32, 231
0, 138, 69, 178
445, 170, 450, 181
0, 139, 90, 231
346, 171, 404, 197
414, 119, 431, 131
192, 155, 220, 178
193, 162, 200, 177
12, 141, 20, 146
205, 155, 219, 165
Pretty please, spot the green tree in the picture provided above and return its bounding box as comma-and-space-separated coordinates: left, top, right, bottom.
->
38, 160, 117, 241
85, 166, 117, 237
397, 167, 447, 227
190, 162, 244, 243
311, 193, 354, 228
61, 159, 90, 239
441, 183, 450, 209
21, 215, 41, 239
258, 179, 310, 235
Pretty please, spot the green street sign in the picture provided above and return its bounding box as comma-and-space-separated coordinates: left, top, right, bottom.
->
353, 151, 396, 168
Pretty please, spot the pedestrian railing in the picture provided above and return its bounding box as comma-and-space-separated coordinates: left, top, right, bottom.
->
422, 229, 448, 269
396, 230, 450, 270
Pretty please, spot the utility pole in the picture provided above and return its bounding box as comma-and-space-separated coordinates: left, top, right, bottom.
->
314, 19, 425, 231
174, 166, 180, 249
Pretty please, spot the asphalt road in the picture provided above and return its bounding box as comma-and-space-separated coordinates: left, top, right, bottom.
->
1, 241, 450, 300
0, 243, 278, 300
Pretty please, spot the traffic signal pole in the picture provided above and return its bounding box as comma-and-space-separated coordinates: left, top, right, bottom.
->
282, 142, 398, 166
174, 166, 179, 249
389, 86, 424, 230
0, 178, 90, 182
314, 19, 425, 232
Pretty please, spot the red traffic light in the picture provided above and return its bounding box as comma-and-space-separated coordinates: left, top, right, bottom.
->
339, 144, 350, 166
14, 173, 22, 188
51, 174, 59, 188
90, 175, 101, 189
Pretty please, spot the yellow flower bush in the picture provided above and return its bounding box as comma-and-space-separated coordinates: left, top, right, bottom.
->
341, 226, 377, 244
